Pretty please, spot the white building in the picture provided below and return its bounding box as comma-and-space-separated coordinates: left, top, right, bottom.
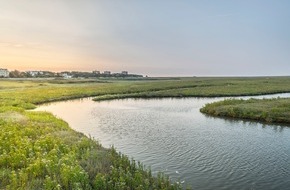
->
0, 69, 9, 77
62, 73, 72, 79
103, 71, 111, 75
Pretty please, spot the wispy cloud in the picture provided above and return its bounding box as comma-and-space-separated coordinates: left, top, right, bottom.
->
0, 41, 44, 49
0, 42, 11, 47
14, 44, 24, 48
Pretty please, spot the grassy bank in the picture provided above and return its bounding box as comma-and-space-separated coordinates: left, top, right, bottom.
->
3, 77, 290, 108
2, 76, 290, 189
0, 110, 184, 189
92, 76, 290, 101
0, 79, 191, 189
200, 97, 290, 124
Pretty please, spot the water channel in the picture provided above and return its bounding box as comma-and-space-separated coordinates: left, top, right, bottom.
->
35, 93, 290, 189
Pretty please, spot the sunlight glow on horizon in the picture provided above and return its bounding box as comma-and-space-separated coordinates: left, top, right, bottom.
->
1, 1, 290, 76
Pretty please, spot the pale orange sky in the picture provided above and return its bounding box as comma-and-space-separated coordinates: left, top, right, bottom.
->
1, 1, 290, 76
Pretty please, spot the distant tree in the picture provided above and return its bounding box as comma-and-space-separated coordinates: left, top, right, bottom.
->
9, 70, 23, 78
25, 72, 33, 78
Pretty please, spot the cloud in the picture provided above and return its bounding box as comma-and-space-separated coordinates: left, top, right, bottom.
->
14, 44, 24, 48
0, 42, 11, 47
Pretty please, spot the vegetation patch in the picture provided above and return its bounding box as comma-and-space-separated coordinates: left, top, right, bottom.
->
0, 111, 27, 123
200, 98, 290, 124
0, 110, 184, 189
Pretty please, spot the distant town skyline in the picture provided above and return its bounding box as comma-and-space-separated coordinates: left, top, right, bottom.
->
0, 68, 142, 78
1, 1, 290, 76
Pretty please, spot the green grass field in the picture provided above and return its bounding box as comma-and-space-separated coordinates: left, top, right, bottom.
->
1, 76, 290, 189
3, 77, 290, 108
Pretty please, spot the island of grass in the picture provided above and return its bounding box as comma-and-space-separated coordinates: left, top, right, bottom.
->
200, 97, 290, 124
1, 76, 290, 189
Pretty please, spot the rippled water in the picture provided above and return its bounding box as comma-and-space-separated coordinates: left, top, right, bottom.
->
35, 93, 290, 189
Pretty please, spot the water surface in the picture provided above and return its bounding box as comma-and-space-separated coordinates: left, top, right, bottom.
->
35, 94, 290, 189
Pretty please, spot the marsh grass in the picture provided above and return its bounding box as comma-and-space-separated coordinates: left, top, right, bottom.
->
200, 97, 290, 124
2, 77, 290, 189
2, 77, 290, 106
0, 78, 194, 189
0, 110, 184, 189
92, 77, 290, 101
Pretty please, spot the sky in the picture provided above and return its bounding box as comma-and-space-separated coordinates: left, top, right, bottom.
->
0, 0, 290, 76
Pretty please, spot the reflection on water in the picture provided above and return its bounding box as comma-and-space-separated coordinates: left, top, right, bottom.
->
35, 93, 290, 190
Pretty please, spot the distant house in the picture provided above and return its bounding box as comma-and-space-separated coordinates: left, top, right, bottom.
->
103, 71, 111, 75
121, 71, 128, 75
62, 73, 72, 79
26, 71, 43, 77
0, 68, 9, 77
93, 70, 100, 74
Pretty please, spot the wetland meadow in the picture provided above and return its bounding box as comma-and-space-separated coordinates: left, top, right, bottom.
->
1, 77, 290, 189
